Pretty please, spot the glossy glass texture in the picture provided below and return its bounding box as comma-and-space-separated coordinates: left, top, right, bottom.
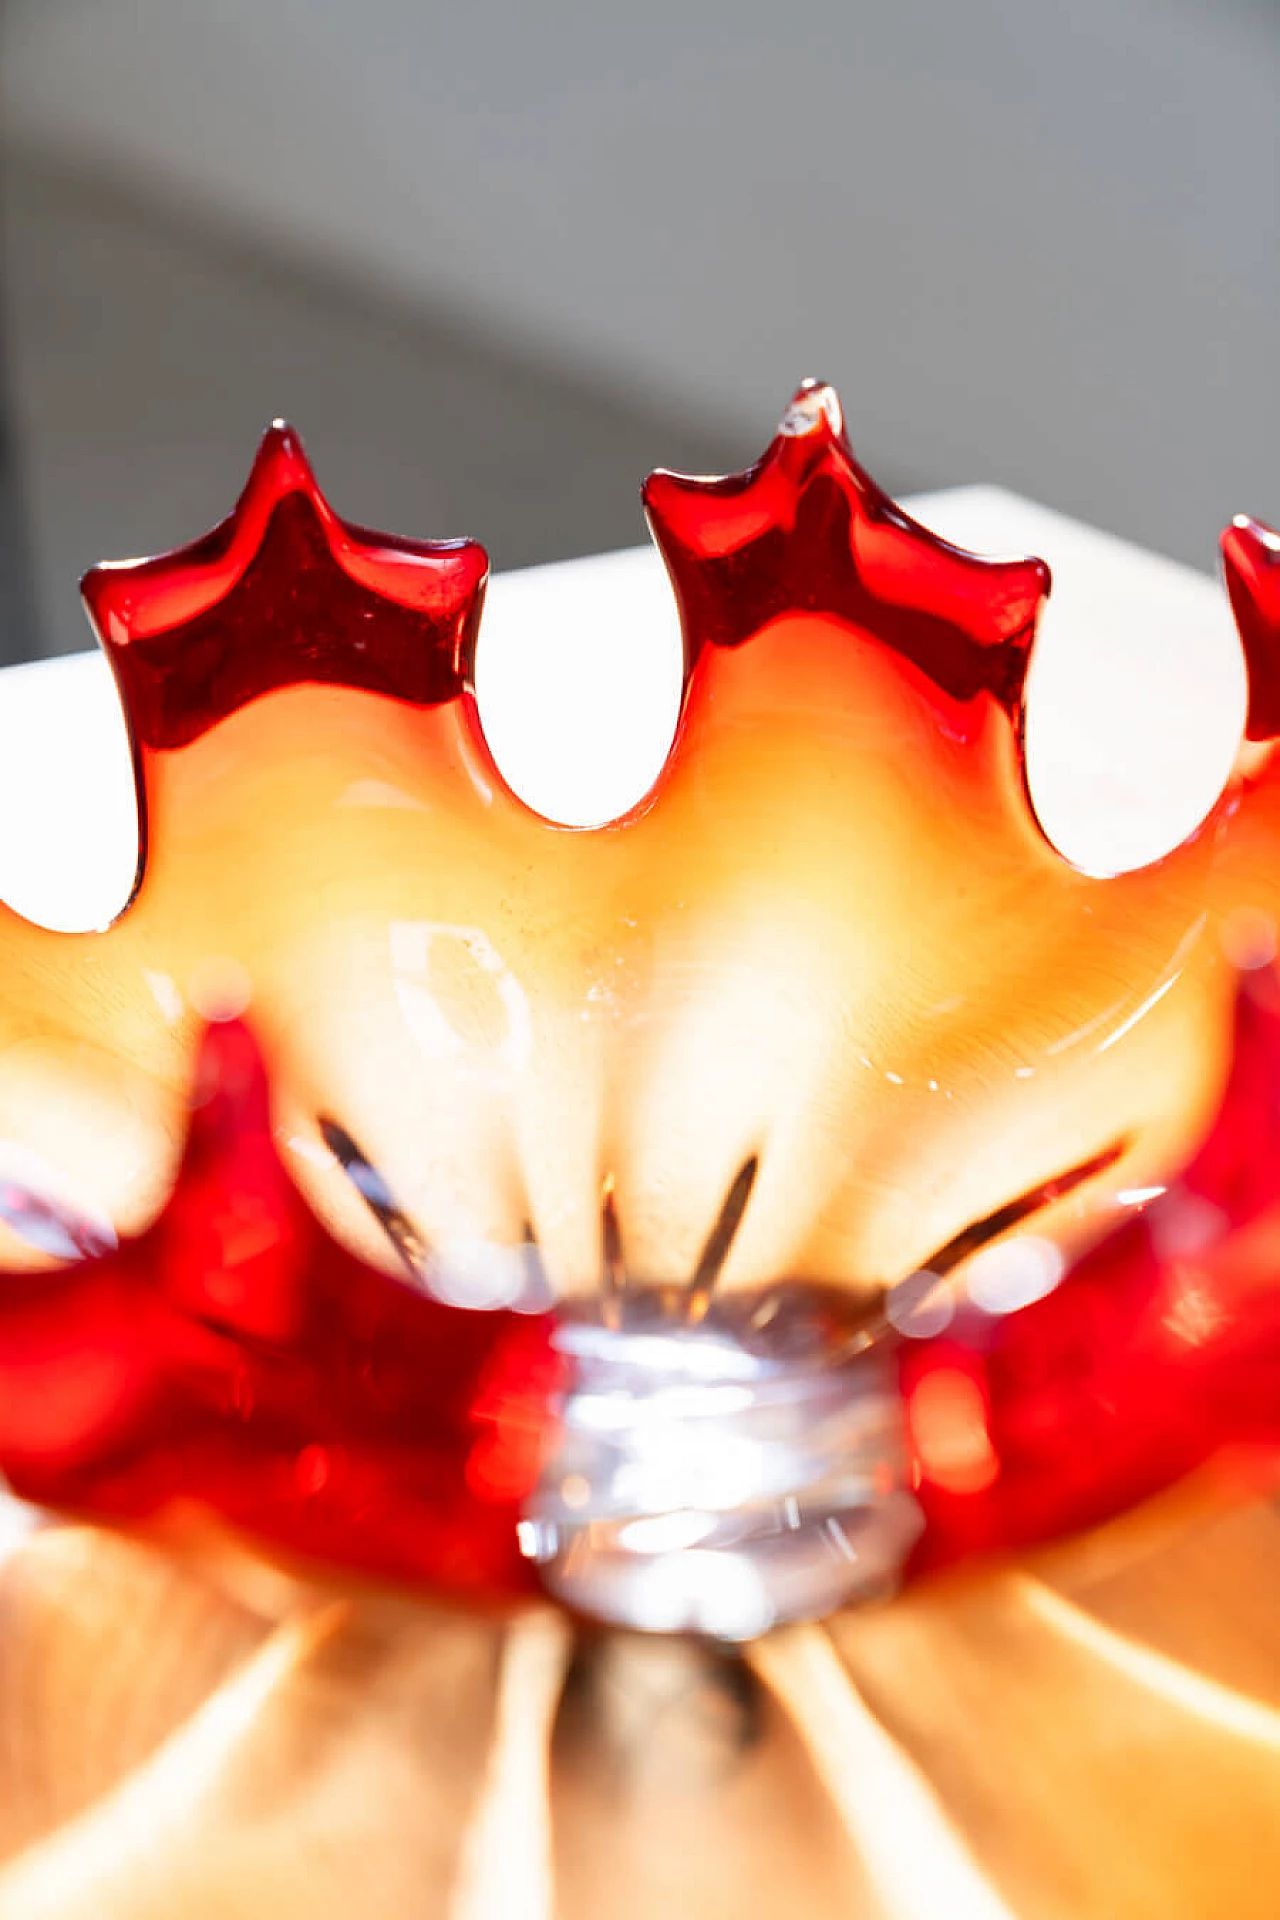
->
0, 381, 1275, 1626
0, 1015, 558, 1597
1223, 513, 1280, 738
643, 382, 1048, 703
83, 423, 488, 753
906, 967, 1280, 1570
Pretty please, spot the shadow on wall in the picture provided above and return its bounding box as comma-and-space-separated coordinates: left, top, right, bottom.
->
0, 153, 754, 664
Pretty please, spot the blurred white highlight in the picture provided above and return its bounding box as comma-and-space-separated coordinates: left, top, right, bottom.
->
964, 1235, 1065, 1315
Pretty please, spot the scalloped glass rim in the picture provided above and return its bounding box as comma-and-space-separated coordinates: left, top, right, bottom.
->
0, 487, 1249, 937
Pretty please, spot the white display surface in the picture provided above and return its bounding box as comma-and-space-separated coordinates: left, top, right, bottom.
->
0, 486, 1245, 933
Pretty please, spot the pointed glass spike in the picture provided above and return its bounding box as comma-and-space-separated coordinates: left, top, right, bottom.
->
643, 378, 1050, 711
1222, 514, 1280, 741
81, 421, 489, 750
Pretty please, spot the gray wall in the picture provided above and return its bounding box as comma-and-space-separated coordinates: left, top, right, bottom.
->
2, 0, 1278, 632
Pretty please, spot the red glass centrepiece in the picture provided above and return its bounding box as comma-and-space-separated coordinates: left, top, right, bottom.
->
0, 383, 1276, 1617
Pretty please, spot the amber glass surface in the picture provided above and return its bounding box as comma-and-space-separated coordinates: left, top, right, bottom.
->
0, 385, 1278, 1916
